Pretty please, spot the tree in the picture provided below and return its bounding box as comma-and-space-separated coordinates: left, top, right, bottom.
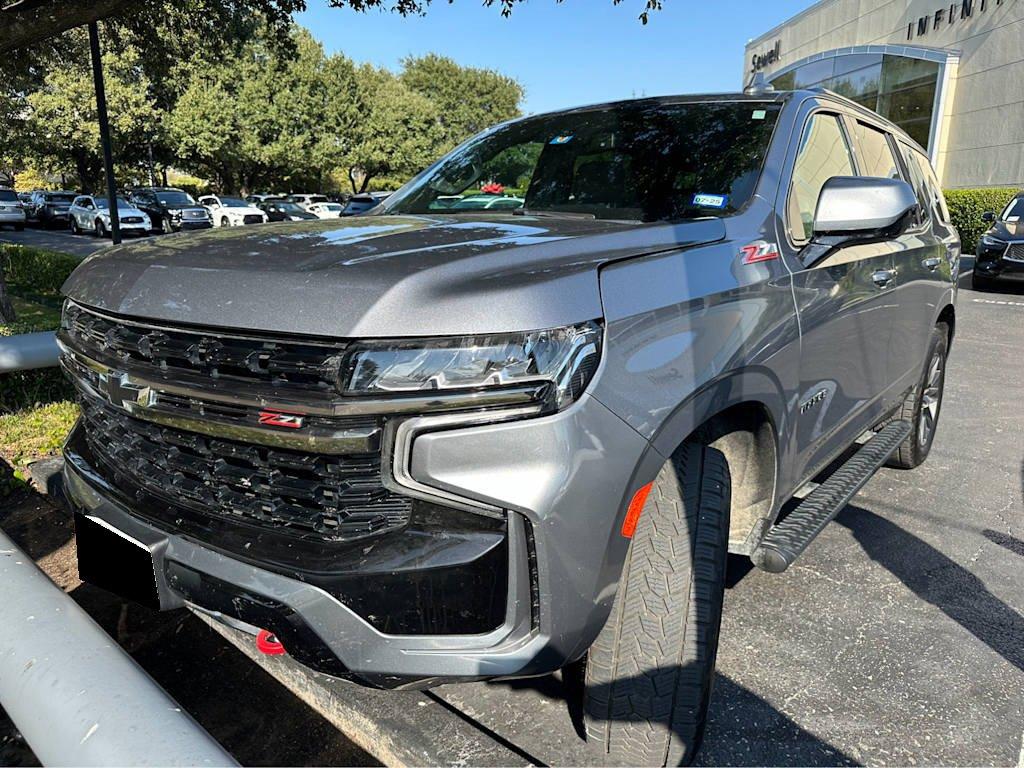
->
0, 0, 663, 55
25, 42, 163, 191
346, 66, 445, 193
400, 54, 523, 152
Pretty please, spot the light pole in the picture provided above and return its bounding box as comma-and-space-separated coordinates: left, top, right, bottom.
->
88, 21, 121, 244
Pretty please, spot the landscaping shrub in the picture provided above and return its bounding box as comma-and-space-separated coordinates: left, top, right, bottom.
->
1, 244, 81, 295
943, 187, 1020, 254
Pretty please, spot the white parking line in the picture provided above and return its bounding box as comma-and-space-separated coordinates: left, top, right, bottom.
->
971, 298, 1024, 308
1018, 731, 1024, 768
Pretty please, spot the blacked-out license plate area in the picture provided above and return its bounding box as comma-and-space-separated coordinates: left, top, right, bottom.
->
75, 513, 160, 609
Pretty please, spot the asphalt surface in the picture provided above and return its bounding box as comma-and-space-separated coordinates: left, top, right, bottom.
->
2, 239, 1023, 765
0, 224, 114, 258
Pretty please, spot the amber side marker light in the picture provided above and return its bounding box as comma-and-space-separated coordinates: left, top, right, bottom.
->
621, 481, 654, 538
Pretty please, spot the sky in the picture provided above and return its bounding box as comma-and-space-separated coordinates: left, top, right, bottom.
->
295, 0, 812, 115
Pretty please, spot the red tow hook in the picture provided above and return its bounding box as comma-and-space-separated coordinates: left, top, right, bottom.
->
256, 629, 286, 656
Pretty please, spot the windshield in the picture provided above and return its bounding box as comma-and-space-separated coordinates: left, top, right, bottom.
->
45, 193, 76, 204
155, 190, 196, 206
95, 197, 133, 209
219, 197, 248, 207
275, 201, 305, 213
321, 203, 342, 211
1000, 197, 1024, 222
386, 101, 781, 221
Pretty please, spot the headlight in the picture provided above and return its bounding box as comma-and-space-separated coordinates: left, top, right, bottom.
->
982, 234, 1006, 248
343, 321, 602, 411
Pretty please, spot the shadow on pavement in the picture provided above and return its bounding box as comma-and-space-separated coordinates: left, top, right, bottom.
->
982, 528, 1024, 557
837, 504, 1024, 673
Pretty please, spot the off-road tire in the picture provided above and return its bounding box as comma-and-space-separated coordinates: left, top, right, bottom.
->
887, 324, 948, 469
584, 442, 731, 767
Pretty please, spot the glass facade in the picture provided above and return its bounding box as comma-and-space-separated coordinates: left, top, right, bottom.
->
770, 53, 940, 151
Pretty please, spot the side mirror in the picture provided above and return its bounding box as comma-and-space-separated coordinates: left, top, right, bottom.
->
802, 176, 919, 267
982, 211, 995, 222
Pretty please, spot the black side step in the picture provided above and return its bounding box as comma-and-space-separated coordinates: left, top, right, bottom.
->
751, 420, 912, 573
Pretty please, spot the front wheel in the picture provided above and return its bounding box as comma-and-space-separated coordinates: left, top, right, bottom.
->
221, 216, 230, 228
161, 216, 173, 234
887, 324, 948, 469
584, 443, 730, 766
95, 219, 107, 238
70, 218, 79, 235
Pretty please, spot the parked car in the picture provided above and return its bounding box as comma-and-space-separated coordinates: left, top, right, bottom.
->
129, 187, 212, 233
287, 193, 330, 211
0, 188, 26, 231
448, 194, 525, 211
972, 193, 1024, 290
69, 195, 151, 238
29, 190, 77, 228
17, 191, 33, 207
199, 195, 268, 227
58, 89, 957, 767
245, 194, 286, 205
257, 200, 318, 222
340, 192, 391, 216
306, 202, 345, 219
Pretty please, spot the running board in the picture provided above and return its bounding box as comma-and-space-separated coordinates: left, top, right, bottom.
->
751, 420, 912, 573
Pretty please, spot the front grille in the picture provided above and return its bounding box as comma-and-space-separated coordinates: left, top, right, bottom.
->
78, 395, 411, 542
184, 209, 206, 219
122, 216, 143, 224
243, 214, 263, 225
1006, 243, 1024, 262
61, 301, 346, 392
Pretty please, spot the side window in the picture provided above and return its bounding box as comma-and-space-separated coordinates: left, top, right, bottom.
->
911, 148, 950, 224
852, 122, 900, 180
898, 142, 933, 227
788, 113, 856, 242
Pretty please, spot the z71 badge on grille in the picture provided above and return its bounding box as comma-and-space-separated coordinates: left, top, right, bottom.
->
257, 410, 305, 429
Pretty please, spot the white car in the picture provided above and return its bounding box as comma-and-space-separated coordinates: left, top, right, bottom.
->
287, 193, 330, 211
0, 188, 26, 230
69, 195, 151, 238
199, 195, 268, 227
306, 202, 344, 219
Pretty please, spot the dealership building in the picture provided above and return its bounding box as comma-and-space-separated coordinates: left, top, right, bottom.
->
744, 0, 1023, 188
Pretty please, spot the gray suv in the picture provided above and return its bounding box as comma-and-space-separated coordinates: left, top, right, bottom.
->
58, 89, 958, 766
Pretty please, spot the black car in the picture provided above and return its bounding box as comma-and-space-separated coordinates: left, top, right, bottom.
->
257, 200, 318, 222
973, 193, 1024, 290
128, 187, 212, 233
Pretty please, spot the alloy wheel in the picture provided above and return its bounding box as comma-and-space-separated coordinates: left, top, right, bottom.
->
919, 351, 944, 447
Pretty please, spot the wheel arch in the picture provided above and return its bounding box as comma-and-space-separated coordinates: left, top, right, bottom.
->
937, 302, 955, 347
647, 369, 786, 554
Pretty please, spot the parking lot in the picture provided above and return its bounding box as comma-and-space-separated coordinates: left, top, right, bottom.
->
0, 223, 1020, 765
0, 225, 109, 259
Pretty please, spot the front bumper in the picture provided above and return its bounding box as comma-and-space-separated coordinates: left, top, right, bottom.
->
975, 241, 1024, 281
63, 392, 651, 688
175, 219, 213, 230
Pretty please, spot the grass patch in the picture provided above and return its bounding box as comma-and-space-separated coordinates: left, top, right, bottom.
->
0, 400, 79, 498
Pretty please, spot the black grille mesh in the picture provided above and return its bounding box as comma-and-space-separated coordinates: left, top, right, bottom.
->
62, 302, 345, 391
79, 395, 412, 542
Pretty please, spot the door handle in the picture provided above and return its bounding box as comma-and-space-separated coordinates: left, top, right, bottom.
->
921, 256, 941, 271
872, 269, 896, 288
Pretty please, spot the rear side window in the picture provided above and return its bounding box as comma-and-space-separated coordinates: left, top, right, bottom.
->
0, 189, 17, 202
904, 146, 950, 224
788, 113, 856, 242
853, 122, 900, 180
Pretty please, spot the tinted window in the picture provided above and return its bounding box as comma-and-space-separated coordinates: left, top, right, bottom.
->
1000, 197, 1024, 222
155, 190, 196, 206
0, 189, 17, 202
853, 123, 900, 179
45, 193, 75, 204
788, 113, 856, 241
219, 197, 248, 207
910, 148, 950, 223
387, 101, 782, 222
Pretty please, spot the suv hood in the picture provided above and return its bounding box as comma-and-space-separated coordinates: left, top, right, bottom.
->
986, 220, 1024, 241
62, 214, 725, 338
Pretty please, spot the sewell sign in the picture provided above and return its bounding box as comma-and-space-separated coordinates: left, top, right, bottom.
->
751, 40, 782, 72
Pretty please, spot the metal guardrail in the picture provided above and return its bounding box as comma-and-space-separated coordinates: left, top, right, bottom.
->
0, 330, 59, 372
0, 527, 237, 766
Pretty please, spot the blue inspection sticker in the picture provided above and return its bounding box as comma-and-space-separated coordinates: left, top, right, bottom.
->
549, 135, 574, 145
692, 193, 729, 209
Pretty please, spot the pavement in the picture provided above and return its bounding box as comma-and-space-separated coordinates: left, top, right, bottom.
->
1, 248, 1022, 766
0, 224, 113, 258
